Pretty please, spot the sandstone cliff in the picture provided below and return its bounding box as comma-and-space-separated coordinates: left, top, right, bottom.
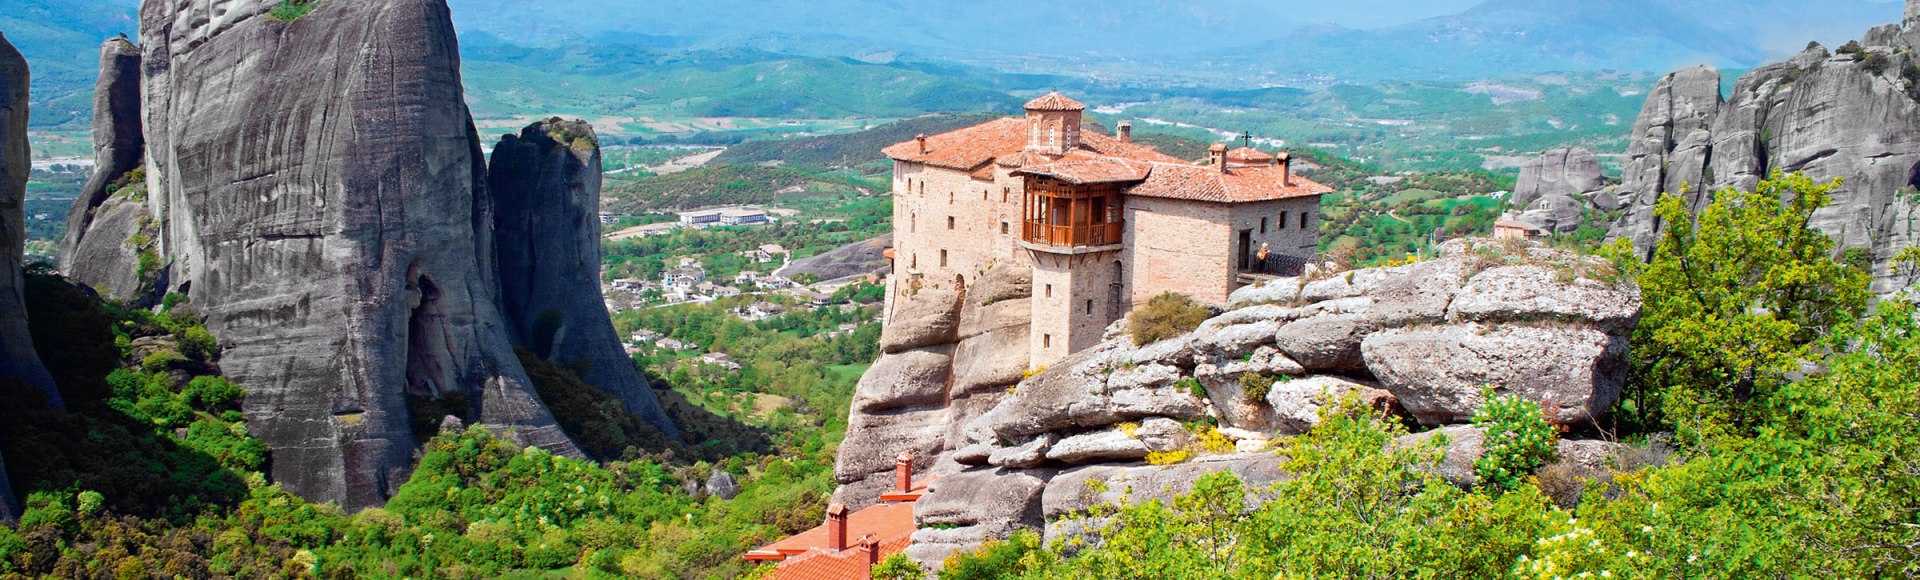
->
489, 119, 678, 440
1609, 3, 1920, 296
133, 0, 581, 509
61, 38, 155, 304
838, 241, 1642, 569
0, 31, 60, 409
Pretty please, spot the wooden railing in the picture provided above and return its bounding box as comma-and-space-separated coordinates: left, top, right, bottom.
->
1023, 221, 1124, 248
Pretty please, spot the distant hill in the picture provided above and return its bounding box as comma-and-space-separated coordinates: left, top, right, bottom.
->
2, 0, 138, 129
713, 114, 1001, 168
601, 165, 868, 213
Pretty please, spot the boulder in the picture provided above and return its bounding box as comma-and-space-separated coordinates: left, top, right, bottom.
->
705, 471, 741, 501
880, 284, 961, 353
135, 0, 579, 509
1266, 375, 1393, 435
988, 433, 1055, 468
978, 352, 1204, 441
61, 39, 147, 304
833, 406, 951, 510
1133, 417, 1191, 452
1045, 429, 1150, 464
1447, 265, 1640, 333
1394, 425, 1485, 487
1362, 324, 1628, 426
0, 31, 58, 408
1272, 312, 1377, 372
1517, 194, 1588, 233
909, 466, 1054, 567
489, 119, 677, 439
1513, 147, 1605, 208
850, 346, 954, 413
951, 299, 1030, 398
1041, 454, 1290, 520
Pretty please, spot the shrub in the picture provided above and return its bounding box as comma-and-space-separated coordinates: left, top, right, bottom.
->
140, 349, 186, 373
1239, 373, 1277, 404
1145, 449, 1192, 465
940, 530, 1053, 580
1126, 292, 1209, 346
1470, 388, 1559, 490
178, 326, 218, 361
1177, 377, 1206, 401
184, 376, 245, 410
871, 553, 926, 580
266, 0, 318, 22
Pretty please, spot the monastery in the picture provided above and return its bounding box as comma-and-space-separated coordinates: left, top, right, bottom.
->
883, 92, 1333, 366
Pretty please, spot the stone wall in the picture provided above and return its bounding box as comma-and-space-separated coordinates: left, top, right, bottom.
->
1124, 197, 1236, 305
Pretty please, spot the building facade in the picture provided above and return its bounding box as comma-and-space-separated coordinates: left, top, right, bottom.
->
884, 93, 1332, 366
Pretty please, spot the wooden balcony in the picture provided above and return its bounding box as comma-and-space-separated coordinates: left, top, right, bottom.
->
1023, 221, 1124, 248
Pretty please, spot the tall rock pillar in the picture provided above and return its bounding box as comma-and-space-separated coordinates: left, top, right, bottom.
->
61, 38, 155, 303
488, 119, 680, 440
137, 0, 580, 509
0, 32, 61, 409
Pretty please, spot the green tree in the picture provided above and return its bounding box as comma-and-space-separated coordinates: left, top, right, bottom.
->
1615, 172, 1871, 440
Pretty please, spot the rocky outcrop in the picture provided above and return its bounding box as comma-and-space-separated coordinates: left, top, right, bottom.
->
0, 451, 15, 525
839, 240, 1642, 570
1610, 5, 1920, 296
0, 31, 60, 409
1511, 147, 1615, 233
60, 38, 154, 304
488, 119, 678, 439
134, 0, 579, 509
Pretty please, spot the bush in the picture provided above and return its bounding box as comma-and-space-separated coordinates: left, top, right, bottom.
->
940, 530, 1053, 580
266, 0, 318, 22
1239, 373, 1277, 404
183, 376, 245, 410
1126, 293, 1209, 346
1469, 388, 1559, 490
872, 553, 926, 580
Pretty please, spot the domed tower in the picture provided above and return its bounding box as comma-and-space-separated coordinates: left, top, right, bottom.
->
1023, 92, 1085, 156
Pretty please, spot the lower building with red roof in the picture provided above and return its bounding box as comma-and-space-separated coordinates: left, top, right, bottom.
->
747, 452, 933, 579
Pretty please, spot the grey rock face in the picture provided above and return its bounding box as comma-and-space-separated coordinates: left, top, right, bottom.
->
138, 0, 578, 509
62, 189, 155, 304
0, 451, 14, 525
0, 31, 59, 408
488, 119, 677, 439
1609, 14, 1920, 296
61, 39, 146, 298
1363, 324, 1629, 426
1513, 147, 1605, 209
705, 470, 741, 500
880, 284, 962, 353
850, 346, 954, 413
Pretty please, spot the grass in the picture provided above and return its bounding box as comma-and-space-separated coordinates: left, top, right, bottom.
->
1127, 293, 1211, 347
266, 0, 318, 23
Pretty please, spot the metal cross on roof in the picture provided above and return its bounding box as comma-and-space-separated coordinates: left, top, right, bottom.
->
1239, 131, 1255, 148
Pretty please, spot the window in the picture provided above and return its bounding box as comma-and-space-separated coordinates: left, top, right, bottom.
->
947, 216, 955, 230
984, 190, 989, 201
1278, 211, 1288, 230
1001, 222, 1010, 235
911, 213, 917, 233
1045, 284, 1053, 298
1044, 334, 1052, 348
1003, 187, 1011, 203
911, 254, 917, 269
1085, 299, 1094, 315
1260, 217, 1268, 234
949, 191, 954, 204
1300, 212, 1309, 229
940, 250, 948, 268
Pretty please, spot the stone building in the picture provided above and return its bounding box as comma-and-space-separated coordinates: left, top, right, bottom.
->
883, 93, 1332, 366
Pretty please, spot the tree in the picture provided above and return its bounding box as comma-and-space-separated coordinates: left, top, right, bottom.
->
1612, 172, 1871, 441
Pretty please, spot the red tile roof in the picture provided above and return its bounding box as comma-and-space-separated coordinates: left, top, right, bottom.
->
1024, 92, 1086, 111
1227, 147, 1276, 164
1128, 163, 1335, 204
773, 534, 914, 580
1013, 157, 1154, 184
883, 117, 1184, 172
746, 501, 918, 561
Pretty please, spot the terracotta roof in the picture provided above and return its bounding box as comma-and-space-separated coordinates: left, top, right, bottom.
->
1127, 163, 1335, 204
746, 501, 919, 561
884, 117, 1184, 171
1024, 92, 1086, 111
772, 534, 913, 580
1227, 147, 1276, 163
1495, 218, 1544, 231
1014, 157, 1154, 184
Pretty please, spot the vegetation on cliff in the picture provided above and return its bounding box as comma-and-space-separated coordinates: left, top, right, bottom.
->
935, 173, 1920, 578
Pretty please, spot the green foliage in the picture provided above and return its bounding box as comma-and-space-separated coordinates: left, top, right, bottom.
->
265, 0, 318, 23
872, 552, 928, 580
1620, 172, 1872, 441
940, 530, 1055, 580
1127, 292, 1210, 346
1239, 373, 1277, 404
1177, 377, 1205, 400
1470, 388, 1560, 490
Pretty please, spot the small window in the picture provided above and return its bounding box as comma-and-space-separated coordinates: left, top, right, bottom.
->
1044, 334, 1052, 348
1300, 212, 1308, 229
1085, 299, 1094, 315
984, 190, 989, 201
949, 191, 955, 204
911, 213, 917, 233
1278, 211, 1288, 230
1003, 187, 1011, 202
1001, 222, 1010, 235
1045, 284, 1053, 299
911, 254, 918, 269
940, 250, 948, 268
947, 216, 956, 230
1260, 217, 1268, 234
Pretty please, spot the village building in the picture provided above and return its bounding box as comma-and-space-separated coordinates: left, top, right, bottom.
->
747, 452, 931, 578
882, 92, 1333, 366
754, 243, 790, 263
664, 266, 707, 289
1494, 216, 1547, 240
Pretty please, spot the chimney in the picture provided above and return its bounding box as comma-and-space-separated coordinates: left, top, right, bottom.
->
1209, 143, 1228, 173
916, 133, 929, 155
1278, 152, 1292, 187
895, 450, 915, 493
826, 503, 850, 551
861, 535, 881, 566
1117, 121, 1133, 144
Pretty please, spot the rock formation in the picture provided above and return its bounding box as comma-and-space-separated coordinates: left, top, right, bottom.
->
488, 119, 678, 439
1609, 4, 1920, 296
836, 240, 1642, 569
0, 31, 60, 409
60, 38, 155, 304
1510, 147, 1615, 233
132, 0, 582, 509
